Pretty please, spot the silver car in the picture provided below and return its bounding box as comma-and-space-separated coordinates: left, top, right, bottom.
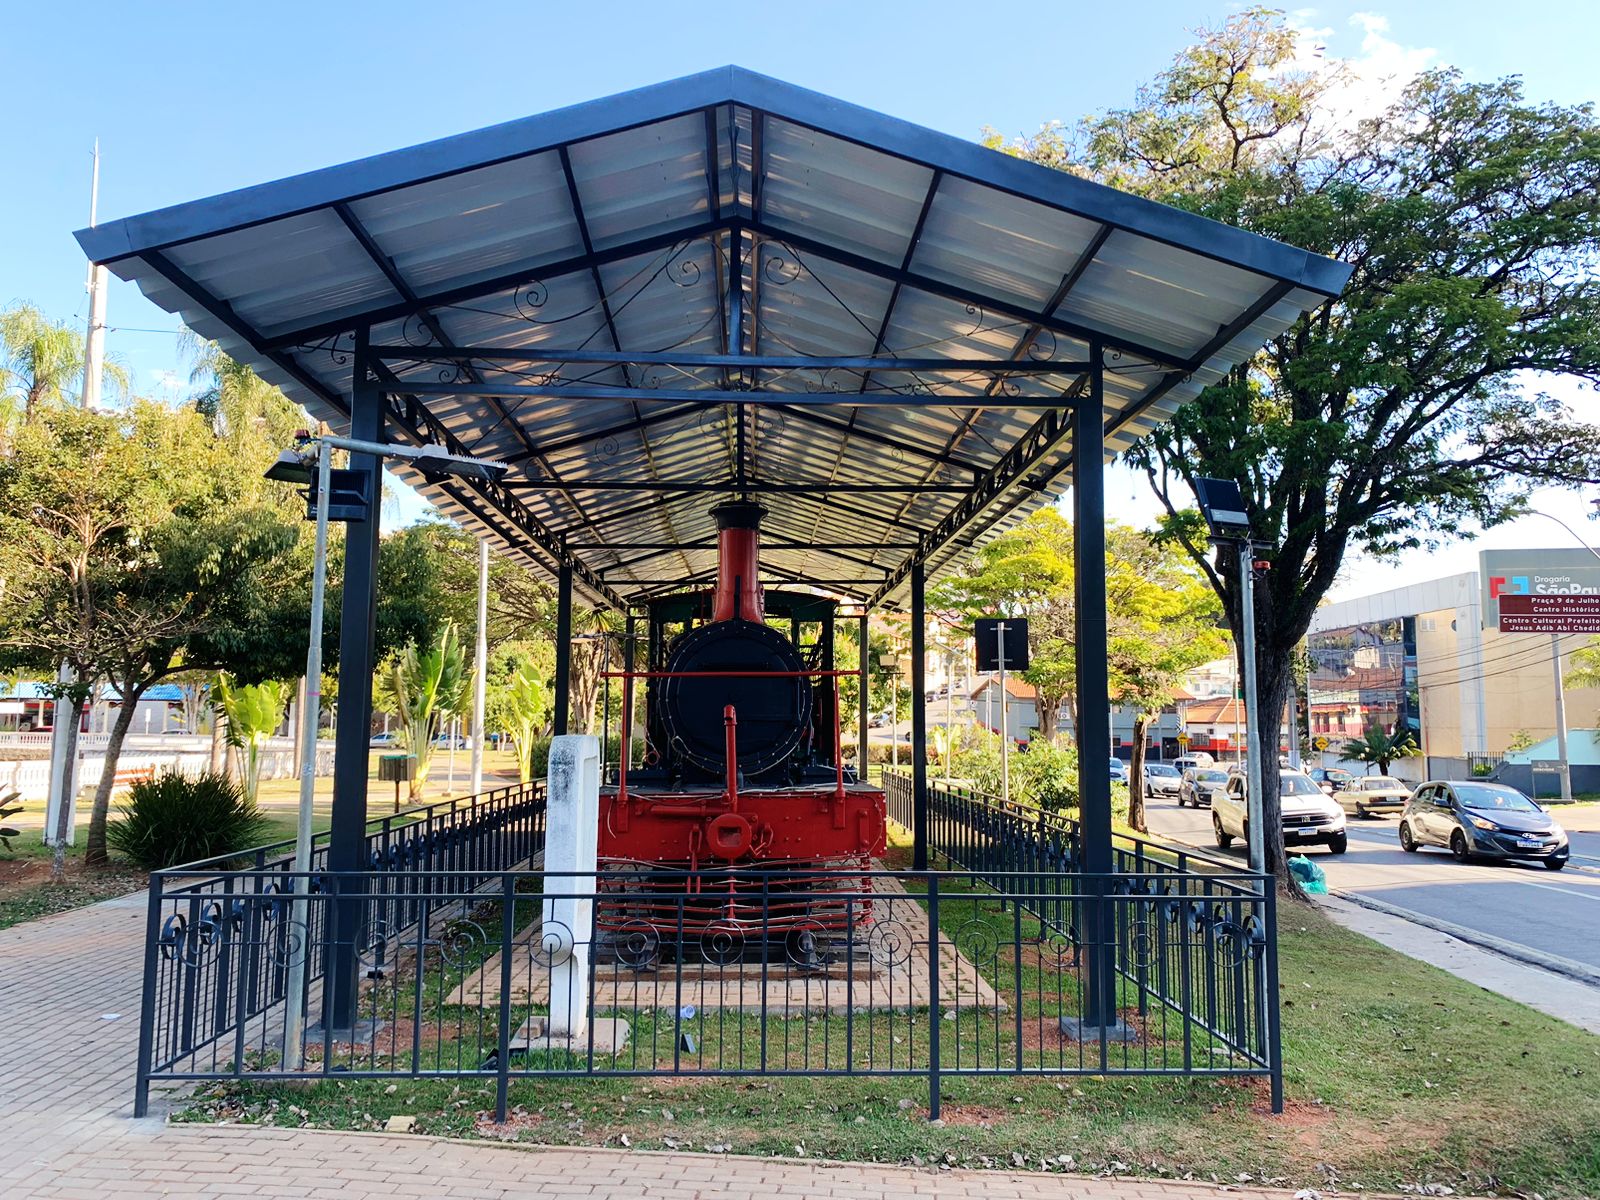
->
1399, 781, 1569, 869
1178, 767, 1229, 808
1142, 762, 1183, 797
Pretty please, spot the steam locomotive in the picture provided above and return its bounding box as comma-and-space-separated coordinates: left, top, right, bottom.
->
596, 500, 887, 963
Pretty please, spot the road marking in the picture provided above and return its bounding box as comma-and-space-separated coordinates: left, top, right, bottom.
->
1517, 881, 1600, 902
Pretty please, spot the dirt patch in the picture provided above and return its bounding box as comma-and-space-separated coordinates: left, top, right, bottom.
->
935, 1103, 1012, 1127
474, 1107, 548, 1138
0, 854, 146, 927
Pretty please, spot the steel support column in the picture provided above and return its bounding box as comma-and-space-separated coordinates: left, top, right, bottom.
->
554, 562, 573, 736
857, 613, 870, 781
1073, 343, 1118, 1030
324, 328, 382, 1035
911, 561, 929, 872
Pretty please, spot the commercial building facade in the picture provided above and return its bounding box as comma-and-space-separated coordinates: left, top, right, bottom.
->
1306, 549, 1600, 782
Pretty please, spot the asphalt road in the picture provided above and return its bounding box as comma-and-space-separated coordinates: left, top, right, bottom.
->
1144, 794, 1600, 972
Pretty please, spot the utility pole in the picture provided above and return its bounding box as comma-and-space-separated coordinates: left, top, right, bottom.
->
81, 140, 108, 411
1551, 634, 1573, 803
46, 142, 106, 849
469, 539, 489, 796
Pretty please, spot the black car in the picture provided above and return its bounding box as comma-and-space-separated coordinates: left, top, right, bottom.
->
1398, 781, 1569, 869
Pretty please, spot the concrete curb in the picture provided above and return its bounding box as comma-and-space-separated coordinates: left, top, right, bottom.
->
1326, 889, 1600, 990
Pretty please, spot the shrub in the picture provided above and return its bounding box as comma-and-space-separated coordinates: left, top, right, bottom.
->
106, 770, 270, 870
525, 735, 647, 779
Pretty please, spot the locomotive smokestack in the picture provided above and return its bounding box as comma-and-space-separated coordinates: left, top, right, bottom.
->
710, 500, 766, 623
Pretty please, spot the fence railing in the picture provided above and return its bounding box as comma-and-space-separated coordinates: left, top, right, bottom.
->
138, 779, 546, 1111
136, 865, 1275, 1122
884, 772, 1280, 1101
134, 773, 1280, 1118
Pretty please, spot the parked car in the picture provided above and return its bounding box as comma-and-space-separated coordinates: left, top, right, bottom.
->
1142, 762, 1183, 796
867, 711, 890, 729
1178, 767, 1229, 808
1108, 757, 1129, 784
1214, 769, 1347, 854
1334, 775, 1412, 817
1399, 781, 1568, 869
369, 732, 399, 748
1172, 752, 1214, 772
1307, 766, 1355, 795
431, 733, 469, 749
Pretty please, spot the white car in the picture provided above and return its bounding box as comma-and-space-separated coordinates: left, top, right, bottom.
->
1142, 762, 1183, 796
1172, 753, 1215, 772
1213, 769, 1347, 855
1333, 776, 1412, 818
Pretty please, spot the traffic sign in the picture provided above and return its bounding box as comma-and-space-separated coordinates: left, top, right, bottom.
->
1177, 732, 1190, 746
1497, 594, 1600, 633
1312, 735, 1329, 751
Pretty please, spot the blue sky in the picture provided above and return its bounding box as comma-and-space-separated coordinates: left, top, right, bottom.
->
4, 1, 1597, 596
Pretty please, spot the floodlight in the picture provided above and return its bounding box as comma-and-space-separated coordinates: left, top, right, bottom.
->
406, 443, 510, 482
264, 449, 314, 486
1193, 477, 1252, 540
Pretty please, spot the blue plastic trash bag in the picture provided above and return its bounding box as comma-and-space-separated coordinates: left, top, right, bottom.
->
1287, 854, 1327, 894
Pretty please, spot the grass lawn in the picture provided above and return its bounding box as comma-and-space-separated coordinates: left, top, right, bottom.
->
175, 895, 1600, 1197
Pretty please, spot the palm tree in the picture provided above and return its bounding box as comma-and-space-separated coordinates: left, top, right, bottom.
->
0, 303, 128, 426
213, 674, 292, 804
377, 624, 472, 802
183, 333, 304, 448
1339, 725, 1421, 776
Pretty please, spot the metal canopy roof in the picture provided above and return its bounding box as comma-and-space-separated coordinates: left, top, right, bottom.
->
77, 66, 1350, 612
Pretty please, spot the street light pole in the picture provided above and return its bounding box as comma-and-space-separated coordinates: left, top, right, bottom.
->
270, 432, 506, 1067
282, 439, 330, 1070
1237, 542, 1266, 884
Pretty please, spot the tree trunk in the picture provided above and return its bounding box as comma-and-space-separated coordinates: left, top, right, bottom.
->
1253, 651, 1295, 884
1036, 690, 1064, 743
1128, 713, 1150, 833
49, 696, 86, 882
209, 705, 226, 773
85, 690, 141, 867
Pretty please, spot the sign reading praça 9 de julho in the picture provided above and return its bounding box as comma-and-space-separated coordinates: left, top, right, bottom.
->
1480, 548, 1600, 633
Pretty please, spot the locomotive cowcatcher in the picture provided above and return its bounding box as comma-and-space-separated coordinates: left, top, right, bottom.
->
596, 500, 887, 966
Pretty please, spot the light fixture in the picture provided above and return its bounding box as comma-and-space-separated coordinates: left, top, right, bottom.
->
1193, 476, 1252, 540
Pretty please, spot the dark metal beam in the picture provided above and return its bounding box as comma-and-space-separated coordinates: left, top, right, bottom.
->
746, 217, 1190, 372
1073, 344, 1116, 1028
768, 404, 985, 476
983, 224, 1112, 399
553, 563, 573, 735
369, 345, 1090, 373
387, 379, 1083, 408
501, 402, 702, 464
865, 399, 1079, 608
503, 479, 972, 494
563, 539, 920, 551
261, 219, 727, 351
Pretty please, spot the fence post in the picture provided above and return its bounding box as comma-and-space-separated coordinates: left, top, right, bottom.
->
495, 871, 515, 1123
926, 873, 941, 1121
133, 874, 165, 1118
1263, 884, 1284, 1113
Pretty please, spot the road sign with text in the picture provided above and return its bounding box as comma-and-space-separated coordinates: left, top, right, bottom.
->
1496, 594, 1600, 633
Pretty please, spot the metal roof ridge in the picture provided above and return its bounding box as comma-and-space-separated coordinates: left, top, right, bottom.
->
75, 64, 1352, 297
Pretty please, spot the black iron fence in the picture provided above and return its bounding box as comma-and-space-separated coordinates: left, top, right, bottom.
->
133, 773, 1279, 1118
136, 864, 1275, 1121
135, 779, 546, 1112
884, 772, 1281, 1102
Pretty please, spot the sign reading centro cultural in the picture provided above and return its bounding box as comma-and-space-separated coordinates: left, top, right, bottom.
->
1480, 548, 1600, 632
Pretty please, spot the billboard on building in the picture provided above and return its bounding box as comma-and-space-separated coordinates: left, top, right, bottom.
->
1480, 549, 1600, 631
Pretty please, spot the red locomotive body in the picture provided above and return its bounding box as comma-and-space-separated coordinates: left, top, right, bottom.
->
594, 501, 886, 959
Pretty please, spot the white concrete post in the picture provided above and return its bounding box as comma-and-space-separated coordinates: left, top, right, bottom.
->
542, 735, 600, 1037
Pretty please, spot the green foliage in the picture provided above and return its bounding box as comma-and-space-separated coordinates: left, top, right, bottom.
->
1339, 725, 1421, 776
485, 642, 554, 783
213, 674, 291, 803
0, 302, 128, 426
1506, 729, 1539, 753
522, 734, 646, 781
998, 9, 1600, 877
949, 725, 1081, 811
376, 623, 472, 799
106, 770, 269, 870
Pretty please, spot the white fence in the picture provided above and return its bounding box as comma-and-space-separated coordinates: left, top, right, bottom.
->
0, 735, 337, 804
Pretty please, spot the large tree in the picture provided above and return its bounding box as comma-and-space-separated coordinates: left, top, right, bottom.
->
997, 9, 1600, 880
0, 402, 299, 865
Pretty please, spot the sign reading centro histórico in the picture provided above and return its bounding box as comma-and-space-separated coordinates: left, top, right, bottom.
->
1480, 548, 1600, 630
1496, 594, 1600, 633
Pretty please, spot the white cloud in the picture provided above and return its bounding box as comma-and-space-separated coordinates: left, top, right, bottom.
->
1283, 9, 1438, 135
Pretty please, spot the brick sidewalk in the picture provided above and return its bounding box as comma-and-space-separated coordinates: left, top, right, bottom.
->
0, 891, 1351, 1199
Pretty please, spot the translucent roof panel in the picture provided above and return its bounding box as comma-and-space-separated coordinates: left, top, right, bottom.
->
77, 67, 1350, 611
